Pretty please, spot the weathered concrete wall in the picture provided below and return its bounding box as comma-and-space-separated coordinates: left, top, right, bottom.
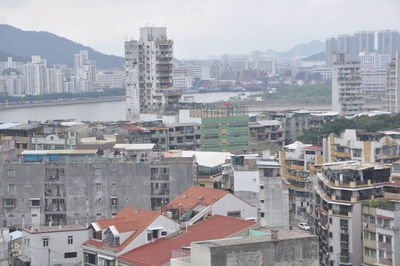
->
0, 157, 195, 227
207, 236, 319, 266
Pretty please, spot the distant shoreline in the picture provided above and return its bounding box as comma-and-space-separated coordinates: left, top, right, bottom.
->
0, 96, 126, 110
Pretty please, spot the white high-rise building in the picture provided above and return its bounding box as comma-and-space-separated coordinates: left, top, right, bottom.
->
46, 68, 64, 94
22, 56, 47, 95
125, 27, 179, 120
359, 52, 390, 96
74, 50, 96, 92
332, 53, 364, 116
385, 52, 400, 113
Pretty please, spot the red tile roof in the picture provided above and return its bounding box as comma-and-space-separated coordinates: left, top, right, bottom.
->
122, 126, 150, 133
118, 215, 257, 266
166, 186, 230, 211
305, 145, 323, 151
83, 206, 160, 252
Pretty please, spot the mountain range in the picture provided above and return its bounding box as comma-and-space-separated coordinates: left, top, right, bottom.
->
264, 40, 325, 58
0, 24, 326, 68
0, 24, 124, 69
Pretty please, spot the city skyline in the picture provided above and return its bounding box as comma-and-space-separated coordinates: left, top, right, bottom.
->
0, 0, 399, 59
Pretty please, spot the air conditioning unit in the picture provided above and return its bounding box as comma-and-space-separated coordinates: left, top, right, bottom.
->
364, 223, 368, 228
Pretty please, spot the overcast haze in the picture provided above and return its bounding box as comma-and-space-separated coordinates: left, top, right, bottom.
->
0, 0, 399, 59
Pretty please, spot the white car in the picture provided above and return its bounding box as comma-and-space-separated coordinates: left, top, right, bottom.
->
298, 223, 310, 231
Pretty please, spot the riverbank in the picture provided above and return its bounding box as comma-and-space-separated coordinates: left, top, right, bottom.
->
0, 96, 126, 110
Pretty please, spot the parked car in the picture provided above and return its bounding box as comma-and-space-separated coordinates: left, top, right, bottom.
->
298, 223, 310, 231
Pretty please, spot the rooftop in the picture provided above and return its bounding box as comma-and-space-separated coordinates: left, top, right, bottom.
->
21, 149, 98, 155
23, 225, 86, 234
83, 206, 161, 252
165, 150, 231, 168
113, 143, 155, 150
166, 186, 230, 211
323, 161, 390, 171
118, 215, 257, 266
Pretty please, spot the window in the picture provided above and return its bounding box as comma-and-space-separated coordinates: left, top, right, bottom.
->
386, 235, 392, 244
68, 236, 73, 245
95, 183, 101, 192
8, 184, 15, 192
64, 252, 77, 258
4, 199, 15, 207
227, 211, 241, 218
111, 197, 118, 206
260, 212, 265, 218
84, 253, 97, 264
147, 232, 153, 241
6, 169, 15, 177
92, 230, 102, 240
370, 232, 376, 240
161, 231, 167, 236
260, 199, 264, 203
31, 199, 40, 207
353, 149, 362, 158
43, 238, 49, 247
379, 249, 384, 258
378, 234, 383, 242
260, 185, 264, 190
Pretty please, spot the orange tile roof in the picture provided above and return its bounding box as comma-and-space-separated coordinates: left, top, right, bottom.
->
118, 215, 258, 266
83, 206, 160, 253
166, 186, 230, 211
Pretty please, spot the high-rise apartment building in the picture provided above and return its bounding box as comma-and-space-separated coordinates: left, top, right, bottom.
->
326, 37, 338, 67
385, 52, 400, 113
74, 50, 96, 92
313, 161, 392, 266
125, 27, 180, 120
359, 52, 390, 95
378, 30, 400, 58
354, 31, 375, 54
22, 56, 47, 95
332, 53, 364, 116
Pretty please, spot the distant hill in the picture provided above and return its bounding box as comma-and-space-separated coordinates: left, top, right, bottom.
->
0, 24, 124, 69
0, 50, 28, 62
264, 40, 325, 58
302, 51, 325, 61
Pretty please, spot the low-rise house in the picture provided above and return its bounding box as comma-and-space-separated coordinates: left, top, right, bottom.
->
118, 215, 258, 266
164, 186, 257, 224
113, 144, 155, 162
82, 206, 179, 265
16, 225, 88, 266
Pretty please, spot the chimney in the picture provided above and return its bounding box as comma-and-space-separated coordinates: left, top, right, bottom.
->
271, 229, 279, 240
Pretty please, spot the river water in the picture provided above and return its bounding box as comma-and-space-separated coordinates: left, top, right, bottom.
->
0, 91, 252, 122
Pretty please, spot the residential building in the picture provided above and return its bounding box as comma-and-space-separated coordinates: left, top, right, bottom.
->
313, 161, 392, 266
323, 129, 400, 164
74, 50, 96, 92
82, 206, 179, 265
167, 123, 201, 151
362, 195, 400, 266
359, 52, 391, 96
257, 160, 290, 229
0, 122, 42, 153
249, 120, 285, 147
173, 73, 193, 89
164, 186, 257, 224
280, 141, 323, 222
326, 37, 338, 67
354, 31, 375, 55
22, 56, 47, 95
17, 225, 88, 266
378, 30, 400, 58
0, 138, 16, 162
174, 228, 319, 266
96, 70, 125, 89
332, 53, 364, 116
125, 27, 181, 120
385, 52, 400, 113
0, 154, 195, 227
311, 67, 332, 80
165, 150, 231, 188
117, 215, 258, 266
265, 110, 338, 144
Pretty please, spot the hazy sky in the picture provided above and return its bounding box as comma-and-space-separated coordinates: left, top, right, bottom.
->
0, 0, 399, 59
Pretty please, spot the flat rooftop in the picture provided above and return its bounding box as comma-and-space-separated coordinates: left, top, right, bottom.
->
24, 225, 87, 234
195, 228, 316, 248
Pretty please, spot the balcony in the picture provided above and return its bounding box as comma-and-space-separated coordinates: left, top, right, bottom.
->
364, 238, 376, 249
